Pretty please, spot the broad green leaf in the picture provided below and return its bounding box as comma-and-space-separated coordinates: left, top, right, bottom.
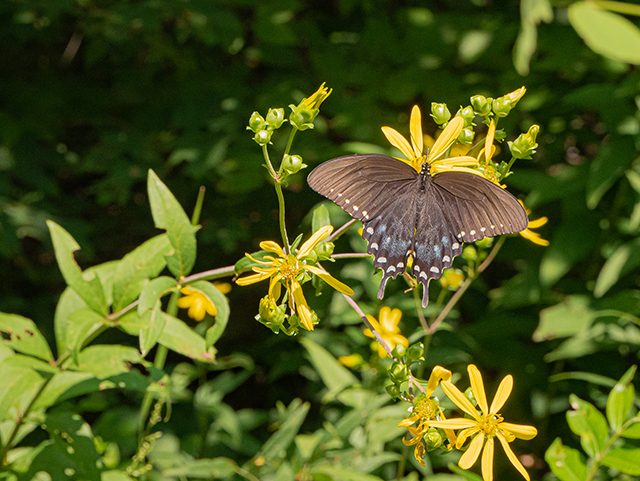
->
534, 296, 595, 341
259, 399, 309, 463
234, 250, 272, 275
545, 437, 588, 481
46, 220, 108, 316
569, 2, 640, 64
54, 287, 88, 358
139, 302, 166, 357
621, 422, 640, 439
312, 204, 331, 233
544, 324, 607, 362
147, 170, 196, 277
310, 465, 385, 481
77, 345, 143, 377
513, 0, 553, 75
300, 337, 359, 401
138, 276, 177, 315
567, 395, 608, 457
607, 375, 635, 431
366, 404, 407, 445
112, 234, 171, 311
601, 446, 640, 475
188, 280, 230, 349
0, 313, 53, 361
101, 471, 136, 481
586, 135, 636, 209
2, 354, 58, 374
594, 238, 640, 297
66, 309, 106, 364
33, 371, 94, 410
163, 458, 238, 478
0, 361, 42, 423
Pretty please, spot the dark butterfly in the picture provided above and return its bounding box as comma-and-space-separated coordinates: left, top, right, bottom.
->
307, 154, 528, 307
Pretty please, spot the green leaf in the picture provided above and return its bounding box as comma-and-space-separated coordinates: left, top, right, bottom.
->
310, 465, 385, 481
300, 337, 359, 401
0, 313, 53, 361
601, 446, 640, 475
607, 371, 635, 431
54, 287, 88, 358
586, 136, 636, 209
621, 422, 640, 439
77, 345, 144, 377
163, 458, 238, 478
594, 238, 640, 297
569, 2, 640, 64
513, 0, 553, 75
188, 280, 230, 349
545, 437, 588, 481
0, 360, 42, 423
567, 394, 609, 457
259, 399, 310, 464
147, 170, 197, 277
112, 234, 171, 311
138, 276, 177, 315
139, 302, 166, 357
46, 220, 108, 316
534, 296, 595, 341
66, 309, 106, 364
312, 204, 331, 233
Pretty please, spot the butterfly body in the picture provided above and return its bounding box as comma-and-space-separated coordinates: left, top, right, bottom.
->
307, 154, 528, 307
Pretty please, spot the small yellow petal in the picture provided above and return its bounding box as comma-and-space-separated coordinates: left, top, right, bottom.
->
527, 216, 548, 228
501, 422, 538, 440
430, 116, 464, 162
177, 296, 192, 309
490, 374, 513, 414
298, 225, 333, 259
188, 299, 206, 321
520, 229, 550, 246
398, 414, 420, 427
305, 265, 354, 295
468, 365, 489, 415
298, 303, 314, 331
409, 105, 424, 159
482, 437, 495, 481
458, 434, 484, 470
236, 271, 274, 286
483, 119, 496, 164
378, 306, 402, 333
425, 365, 452, 398
259, 241, 286, 257
441, 380, 481, 419
496, 432, 531, 481
382, 126, 416, 162
428, 418, 476, 430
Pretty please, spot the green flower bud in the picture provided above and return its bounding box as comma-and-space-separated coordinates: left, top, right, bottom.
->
470, 95, 492, 116
386, 384, 401, 399
476, 237, 493, 249
248, 111, 266, 132
389, 361, 406, 383
494, 128, 507, 142
282, 154, 304, 174
508, 125, 539, 159
457, 127, 475, 144
464, 386, 476, 406
492, 97, 512, 117
258, 295, 279, 321
430, 102, 451, 125
392, 344, 406, 359
314, 241, 334, 261
289, 106, 317, 131
302, 249, 318, 264
457, 106, 475, 126
406, 342, 424, 362
266, 108, 286, 130
425, 428, 443, 450
462, 245, 477, 260
253, 129, 273, 146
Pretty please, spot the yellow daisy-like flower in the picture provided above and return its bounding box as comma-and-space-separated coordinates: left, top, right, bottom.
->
518, 201, 549, 246
429, 365, 538, 481
363, 306, 409, 358
398, 366, 457, 465
177, 286, 218, 321
381, 106, 479, 175
236, 225, 354, 331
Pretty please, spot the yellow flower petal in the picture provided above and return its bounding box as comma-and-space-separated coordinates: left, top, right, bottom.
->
430, 116, 464, 162
441, 380, 481, 419
468, 365, 489, 415
398, 414, 420, 428
259, 240, 286, 257
382, 126, 416, 162
497, 432, 531, 481
298, 303, 314, 331
490, 374, 513, 414
428, 418, 476, 430
379, 306, 402, 332
482, 437, 495, 481
527, 216, 548, 228
505, 86, 526, 104
305, 265, 354, 295
483, 119, 496, 164
291, 278, 314, 330
425, 365, 452, 398
176, 296, 192, 309
236, 271, 274, 286
214, 282, 232, 294
456, 426, 479, 448
268, 274, 283, 302
501, 422, 538, 440
410, 105, 424, 160
520, 228, 550, 246
459, 433, 484, 470
298, 225, 333, 259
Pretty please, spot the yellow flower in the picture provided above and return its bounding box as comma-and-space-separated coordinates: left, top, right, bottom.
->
381, 105, 479, 175
338, 353, 364, 368
302, 82, 332, 110
177, 286, 218, 321
429, 365, 538, 481
363, 306, 408, 358
518, 201, 549, 246
439, 268, 465, 290
236, 225, 354, 331
398, 366, 456, 466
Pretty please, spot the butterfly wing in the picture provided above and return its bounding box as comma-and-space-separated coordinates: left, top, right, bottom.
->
308, 155, 420, 298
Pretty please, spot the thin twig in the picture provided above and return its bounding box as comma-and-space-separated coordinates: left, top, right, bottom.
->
326, 218, 358, 242
341, 294, 394, 359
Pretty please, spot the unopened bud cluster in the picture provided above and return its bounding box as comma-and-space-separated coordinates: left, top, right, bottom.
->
386, 342, 425, 400
247, 108, 286, 146
509, 124, 539, 159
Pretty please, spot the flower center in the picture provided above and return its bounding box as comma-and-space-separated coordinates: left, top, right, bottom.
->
280, 255, 300, 279
414, 398, 439, 419
479, 414, 504, 437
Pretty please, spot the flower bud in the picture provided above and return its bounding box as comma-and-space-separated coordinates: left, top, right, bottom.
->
439, 268, 464, 290
508, 124, 539, 159
462, 245, 477, 261
248, 111, 266, 132
392, 344, 406, 359
282, 154, 304, 174
504, 86, 526, 106
302, 249, 318, 264
425, 428, 443, 450
253, 129, 272, 146
470, 95, 492, 116
289, 107, 317, 131
456, 106, 475, 126
406, 342, 424, 362
266, 108, 285, 130
258, 296, 285, 326
389, 361, 407, 383
457, 127, 475, 144
492, 97, 512, 117
314, 241, 334, 261
430, 102, 451, 125
386, 384, 401, 399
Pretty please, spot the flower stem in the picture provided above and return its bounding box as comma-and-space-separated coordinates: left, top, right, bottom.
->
274, 182, 290, 254
342, 293, 394, 359
326, 219, 358, 242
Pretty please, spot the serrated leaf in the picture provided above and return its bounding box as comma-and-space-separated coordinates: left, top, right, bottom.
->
567, 394, 609, 457
545, 437, 588, 481
594, 238, 640, 297
300, 337, 359, 401
138, 276, 178, 315
569, 2, 640, 64
112, 234, 172, 311
147, 170, 197, 277
601, 446, 640, 475
0, 313, 53, 361
312, 204, 331, 233
139, 302, 166, 357
46, 220, 108, 316
187, 281, 230, 349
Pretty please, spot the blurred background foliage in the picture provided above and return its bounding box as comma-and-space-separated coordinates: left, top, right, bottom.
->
2, 0, 640, 479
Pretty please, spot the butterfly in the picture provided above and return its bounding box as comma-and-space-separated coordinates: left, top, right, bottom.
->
307, 154, 528, 307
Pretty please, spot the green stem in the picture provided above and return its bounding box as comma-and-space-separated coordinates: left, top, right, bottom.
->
181, 265, 236, 284
191, 186, 206, 225
585, 416, 640, 481
274, 182, 290, 254
283, 126, 298, 158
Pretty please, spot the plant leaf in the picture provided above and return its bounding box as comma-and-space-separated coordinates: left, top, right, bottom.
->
0, 313, 53, 361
